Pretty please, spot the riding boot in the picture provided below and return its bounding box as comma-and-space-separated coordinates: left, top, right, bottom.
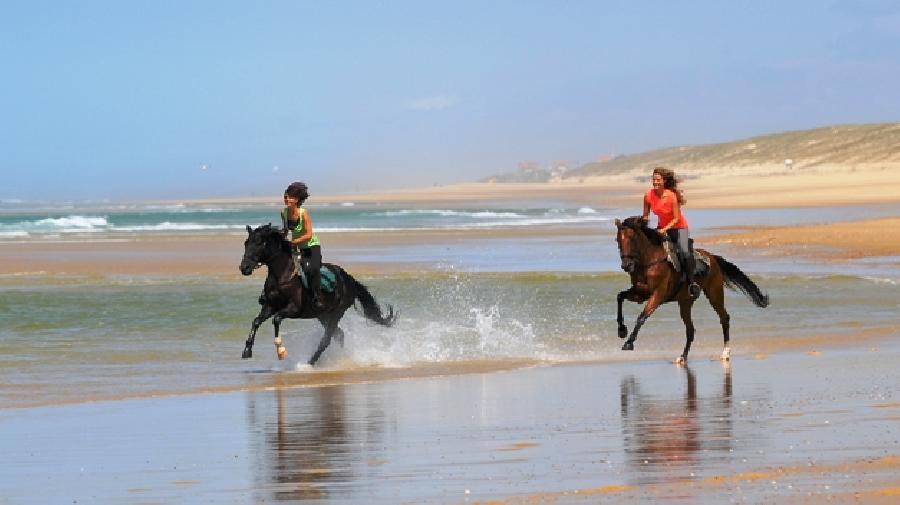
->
683, 255, 701, 299
312, 289, 326, 310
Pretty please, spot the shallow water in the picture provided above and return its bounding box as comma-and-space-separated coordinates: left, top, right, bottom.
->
1, 270, 897, 408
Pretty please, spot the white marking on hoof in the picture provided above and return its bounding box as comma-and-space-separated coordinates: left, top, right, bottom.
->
276, 346, 288, 360
675, 356, 686, 366
721, 347, 732, 362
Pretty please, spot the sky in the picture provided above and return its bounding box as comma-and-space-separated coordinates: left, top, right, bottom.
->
2, 0, 899, 200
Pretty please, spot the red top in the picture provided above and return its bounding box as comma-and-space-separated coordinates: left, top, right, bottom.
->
646, 189, 688, 229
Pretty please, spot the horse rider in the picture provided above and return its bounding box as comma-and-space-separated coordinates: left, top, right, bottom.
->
642, 167, 701, 299
281, 181, 325, 309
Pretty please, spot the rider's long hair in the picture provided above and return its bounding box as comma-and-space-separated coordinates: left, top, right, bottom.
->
284, 182, 310, 205
653, 167, 685, 205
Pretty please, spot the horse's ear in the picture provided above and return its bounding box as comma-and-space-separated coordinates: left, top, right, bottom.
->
614, 218, 621, 228
246, 225, 252, 234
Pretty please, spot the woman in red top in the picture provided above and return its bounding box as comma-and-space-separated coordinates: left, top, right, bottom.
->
642, 167, 701, 298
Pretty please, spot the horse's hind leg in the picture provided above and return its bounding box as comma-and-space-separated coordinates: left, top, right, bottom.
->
317, 310, 347, 349
676, 299, 695, 365
243, 305, 274, 359
310, 312, 344, 366
706, 280, 731, 361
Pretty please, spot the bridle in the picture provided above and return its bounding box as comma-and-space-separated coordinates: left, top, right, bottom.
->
242, 233, 277, 271
618, 227, 667, 269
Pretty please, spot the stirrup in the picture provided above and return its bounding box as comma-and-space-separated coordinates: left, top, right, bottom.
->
688, 283, 701, 299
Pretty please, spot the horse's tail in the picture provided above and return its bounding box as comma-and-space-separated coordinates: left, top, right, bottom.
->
713, 255, 770, 308
342, 269, 397, 327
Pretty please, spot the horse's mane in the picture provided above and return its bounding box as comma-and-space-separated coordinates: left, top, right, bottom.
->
254, 224, 292, 254
621, 216, 665, 247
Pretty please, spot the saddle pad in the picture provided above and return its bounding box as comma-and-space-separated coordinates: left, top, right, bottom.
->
662, 240, 710, 274
299, 266, 337, 292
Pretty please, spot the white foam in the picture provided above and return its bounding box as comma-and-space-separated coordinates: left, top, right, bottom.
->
35, 215, 109, 230
0, 231, 29, 238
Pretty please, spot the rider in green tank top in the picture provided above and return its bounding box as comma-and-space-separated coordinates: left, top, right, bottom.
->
281, 182, 324, 309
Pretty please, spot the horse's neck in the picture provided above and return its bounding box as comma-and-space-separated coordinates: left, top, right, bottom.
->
265, 248, 295, 285
635, 233, 665, 261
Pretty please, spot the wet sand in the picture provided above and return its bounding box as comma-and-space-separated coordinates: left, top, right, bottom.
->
2, 344, 898, 503
704, 217, 900, 260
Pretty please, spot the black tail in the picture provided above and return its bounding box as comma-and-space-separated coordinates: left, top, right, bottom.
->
714, 255, 770, 308
343, 270, 397, 326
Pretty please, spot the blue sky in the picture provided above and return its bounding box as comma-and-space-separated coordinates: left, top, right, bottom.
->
2, 0, 899, 200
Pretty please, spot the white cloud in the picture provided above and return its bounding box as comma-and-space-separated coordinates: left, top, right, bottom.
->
405, 95, 461, 111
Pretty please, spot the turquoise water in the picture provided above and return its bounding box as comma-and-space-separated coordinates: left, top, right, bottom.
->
3, 200, 899, 240
0, 201, 617, 239
2, 271, 897, 408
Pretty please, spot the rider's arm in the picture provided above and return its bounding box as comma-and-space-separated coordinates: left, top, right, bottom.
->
642, 194, 651, 223
292, 209, 314, 245
280, 209, 290, 239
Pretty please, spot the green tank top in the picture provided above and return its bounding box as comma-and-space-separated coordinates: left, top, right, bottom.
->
281, 207, 320, 249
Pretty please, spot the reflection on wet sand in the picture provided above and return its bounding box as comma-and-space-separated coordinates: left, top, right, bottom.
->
246, 379, 385, 502
620, 365, 734, 486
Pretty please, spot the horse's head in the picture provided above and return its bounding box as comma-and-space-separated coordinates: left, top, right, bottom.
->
239, 224, 283, 275
615, 216, 660, 273
615, 218, 639, 273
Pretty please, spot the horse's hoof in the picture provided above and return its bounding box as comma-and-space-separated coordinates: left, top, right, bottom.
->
618, 326, 628, 339
276, 346, 287, 360
241, 349, 252, 359
721, 347, 731, 362
675, 356, 687, 366
622, 342, 634, 351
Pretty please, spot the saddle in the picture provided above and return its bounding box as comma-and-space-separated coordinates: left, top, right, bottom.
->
662, 238, 709, 277
297, 264, 337, 292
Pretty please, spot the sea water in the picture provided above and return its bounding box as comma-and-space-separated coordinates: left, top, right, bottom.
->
1, 270, 898, 408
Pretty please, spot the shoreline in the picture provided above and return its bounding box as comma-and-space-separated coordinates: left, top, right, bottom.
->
4, 322, 898, 411
2, 215, 899, 277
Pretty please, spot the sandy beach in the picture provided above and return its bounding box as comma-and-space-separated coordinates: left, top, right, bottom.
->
2, 166, 900, 503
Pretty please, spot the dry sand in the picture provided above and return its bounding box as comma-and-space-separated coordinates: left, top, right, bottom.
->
180, 163, 900, 209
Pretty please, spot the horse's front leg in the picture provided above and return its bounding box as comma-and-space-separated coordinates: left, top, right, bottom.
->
622, 292, 663, 351
616, 288, 646, 339
272, 313, 288, 360
243, 305, 274, 359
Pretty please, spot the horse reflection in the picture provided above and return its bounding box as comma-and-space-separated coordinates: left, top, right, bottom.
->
619, 366, 733, 485
246, 380, 384, 502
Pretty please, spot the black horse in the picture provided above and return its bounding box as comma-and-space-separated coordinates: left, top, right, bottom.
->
239, 224, 396, 365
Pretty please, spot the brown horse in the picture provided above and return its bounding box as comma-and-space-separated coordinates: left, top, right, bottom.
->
615, 217, 769, 364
